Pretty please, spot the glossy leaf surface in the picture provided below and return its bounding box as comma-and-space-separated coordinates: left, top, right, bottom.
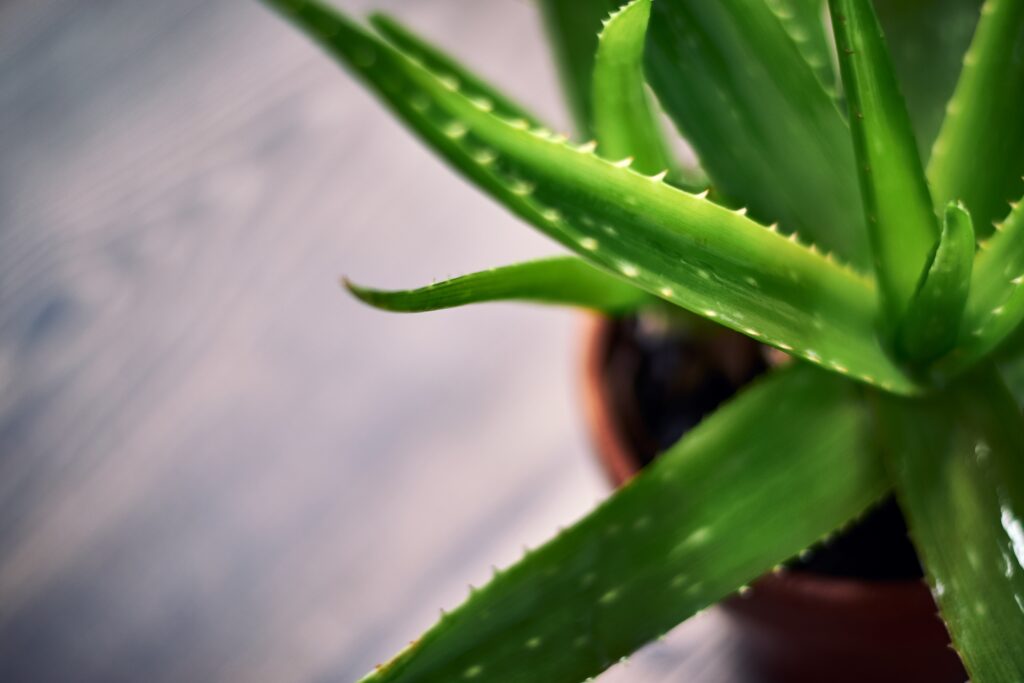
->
830, 0, 939, 323
875, 0, 983, 157
265, 0, 923, 394
592, 0, 677, 179
877, 367, 1024, 683
345, 257, 650, 315
927, 0, 1024, 240
769, 0, 837, 95
944, 192, 1024, 373
536, 0, 615, 135
369, 13, 544, 129
359, 363, 886, 683
645, 0, 869, 267
897, 201, 974, 365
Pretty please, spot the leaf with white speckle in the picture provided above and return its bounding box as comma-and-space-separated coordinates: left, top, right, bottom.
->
360, 363, 886, 683
263, 0, 923, 394
876, 364, 1024, 683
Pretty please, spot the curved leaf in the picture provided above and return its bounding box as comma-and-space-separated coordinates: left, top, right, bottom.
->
645, 0, 870, 267
927, 0, 1024, 240
263, 0, 923, 394
877, 366, 1024, 683
768, 0, 837, 95
536, 0, 616, 136
345, 257, 651, 315
369, 14, 544, 129
944, 192, 1024, 373
360, 363, 887, 683
897, 201, 975, 365
829, 0, 940, 324
592, 0, 678, 179
875, 0, 984, 158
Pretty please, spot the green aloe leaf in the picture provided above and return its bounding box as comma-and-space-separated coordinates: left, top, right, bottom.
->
369, 14, 544, 129
536, 0, 616, 136
768, 0, 837, 95
876, 366, 1024, 683
927, 0, 1024, 241
897, 201, 975, 365
358, 363, 887, 683
644, 0, 869, 267
944, 191, 1024, 372
998, 345, 1024, 407
875, 0, 984, 158
592, 0, 678, 180
345, 257, 651, 315
829, 0, 940, 325
263, 0, 924, 394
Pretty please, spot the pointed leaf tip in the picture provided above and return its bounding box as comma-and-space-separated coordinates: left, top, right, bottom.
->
830, 0, 940, 327
269, 0, 924, 394
591, 0, 681, 180
896, 201, 975, 365
342, 258, 651, 315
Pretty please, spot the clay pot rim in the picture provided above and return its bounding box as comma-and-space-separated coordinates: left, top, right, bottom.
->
576, 313, 932, 608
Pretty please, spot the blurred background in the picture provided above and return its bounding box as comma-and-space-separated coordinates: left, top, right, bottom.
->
0, 0, 732, 680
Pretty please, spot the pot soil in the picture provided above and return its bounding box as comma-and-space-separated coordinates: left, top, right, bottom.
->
579, 313, 967, 683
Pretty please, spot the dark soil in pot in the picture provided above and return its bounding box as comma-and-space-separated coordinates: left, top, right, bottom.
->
581, 312, 967, 683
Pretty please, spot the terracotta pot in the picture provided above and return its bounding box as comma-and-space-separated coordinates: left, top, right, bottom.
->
579, 314, 967, 683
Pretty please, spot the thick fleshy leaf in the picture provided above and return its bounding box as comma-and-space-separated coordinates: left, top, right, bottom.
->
927, 0, 1024, 241
369, 14, 544, 129
876, 366, 1024, 683
536, 0, 616, 136
644, 0, 870, 267
875, 0, 984, 158
768, 0, 837, 95
345, 257, 650, 315
999, 345, 1024, 407
896, 201, 974, 365
944, 192, 1024, 373
263, 0, 924, 394
592, 0, 678, 179
358, 363, 887, 683
829, 0, 940, 324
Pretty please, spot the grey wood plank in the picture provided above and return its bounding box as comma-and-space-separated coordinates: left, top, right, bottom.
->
0, 1, 733, 681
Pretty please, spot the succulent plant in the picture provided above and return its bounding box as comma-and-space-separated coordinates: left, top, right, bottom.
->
262, 0, 1024, 679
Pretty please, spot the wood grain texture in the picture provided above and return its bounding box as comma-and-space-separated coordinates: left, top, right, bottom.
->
0, 1, 734, 680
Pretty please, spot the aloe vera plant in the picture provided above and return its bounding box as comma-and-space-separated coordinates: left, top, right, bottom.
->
262, 0, 1024, 679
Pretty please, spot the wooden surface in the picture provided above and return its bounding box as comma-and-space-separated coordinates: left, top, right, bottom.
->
0, 1, 739, 680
